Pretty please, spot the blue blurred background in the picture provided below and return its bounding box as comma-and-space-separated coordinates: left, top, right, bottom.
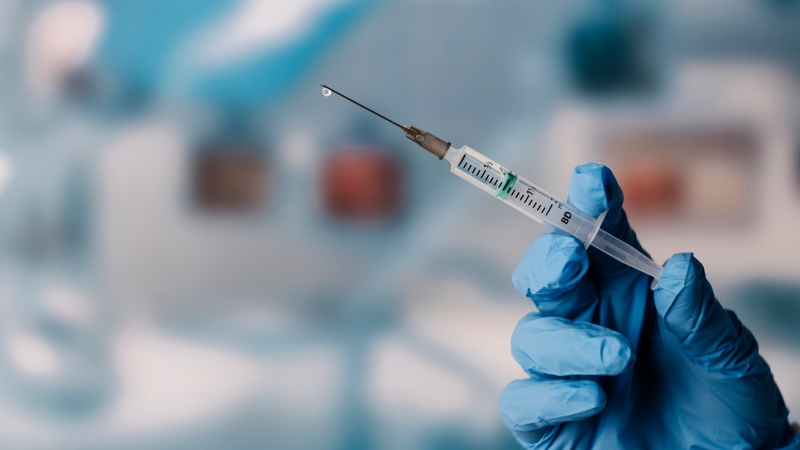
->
0, 0, 799, 448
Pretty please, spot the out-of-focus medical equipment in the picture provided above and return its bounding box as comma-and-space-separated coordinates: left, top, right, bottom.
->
320, 147, 403, 222
545, 64, 800, 282
320, 85, 663, 282
193, 144, 269, 214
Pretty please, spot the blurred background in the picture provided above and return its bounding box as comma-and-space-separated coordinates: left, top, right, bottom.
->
0, 0, 798, 448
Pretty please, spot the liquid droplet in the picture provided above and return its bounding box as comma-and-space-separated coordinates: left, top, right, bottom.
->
322, 87, 332, 97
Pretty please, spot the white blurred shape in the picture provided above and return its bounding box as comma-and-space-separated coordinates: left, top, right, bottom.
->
111, 330, 261, 433
0, 329, 266, 446
0, 152, 12, 197
101, 121, 185, 217
42, 285, 95, 326
26, 0, 104, 98
189, 0, 350, 67
281, 125, 317, 170
404, 278, 529, 384
399, 276, 533, 434
368, 335, 473, 418
260, 345, 343, 416
5, 331, 62, 379
686, 157, 749, 218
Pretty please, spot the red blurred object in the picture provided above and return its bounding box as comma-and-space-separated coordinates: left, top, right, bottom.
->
321, 147, 403, 223
601, 127, 757, 224
616, 164, 684, 217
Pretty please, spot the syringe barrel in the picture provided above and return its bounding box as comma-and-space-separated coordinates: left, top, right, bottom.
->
446, 145, 597, 244
445, 145, 663, 284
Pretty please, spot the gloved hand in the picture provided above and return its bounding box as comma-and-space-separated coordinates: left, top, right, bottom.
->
499, 163, 800, 449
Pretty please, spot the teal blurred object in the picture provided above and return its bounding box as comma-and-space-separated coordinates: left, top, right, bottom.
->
726, 281, 800, 347
94, 0, 234, 95
566, 7, 654, 94
94, 0, 377, 108
500, 165, 799, 449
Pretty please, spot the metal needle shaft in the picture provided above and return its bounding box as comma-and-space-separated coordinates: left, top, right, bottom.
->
321, 84, 451, 159
321, 85, 407, 131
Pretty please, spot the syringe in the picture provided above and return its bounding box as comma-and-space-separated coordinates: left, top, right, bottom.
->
321, 85, 663, 284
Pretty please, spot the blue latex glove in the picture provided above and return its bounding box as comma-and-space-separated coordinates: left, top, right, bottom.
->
500, 164, 800, 449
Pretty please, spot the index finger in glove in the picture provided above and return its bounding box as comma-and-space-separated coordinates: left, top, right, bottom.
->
567, 163, 653, 280
512, 232, 598, 320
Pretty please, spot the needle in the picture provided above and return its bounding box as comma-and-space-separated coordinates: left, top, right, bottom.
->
321, 85, 407, 131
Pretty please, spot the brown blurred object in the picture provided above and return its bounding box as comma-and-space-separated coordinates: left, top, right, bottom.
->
194, 151, 268, 213
601, 127, 758, 226
321, 147, 403, 223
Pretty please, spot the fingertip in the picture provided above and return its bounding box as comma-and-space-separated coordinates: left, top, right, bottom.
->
601, 334, 636, 375
512, 233, 588, 298
499, 379, 537, 432
509, 312, 539, 372
654, 252, 699, 296
654, 252, 706, 333
578, 380, 607, 411
560, 380, 607, 420
568, 163, 623, 220
499, 378, 606, 432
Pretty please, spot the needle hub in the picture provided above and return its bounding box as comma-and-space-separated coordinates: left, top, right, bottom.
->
321, 85, 451, 159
